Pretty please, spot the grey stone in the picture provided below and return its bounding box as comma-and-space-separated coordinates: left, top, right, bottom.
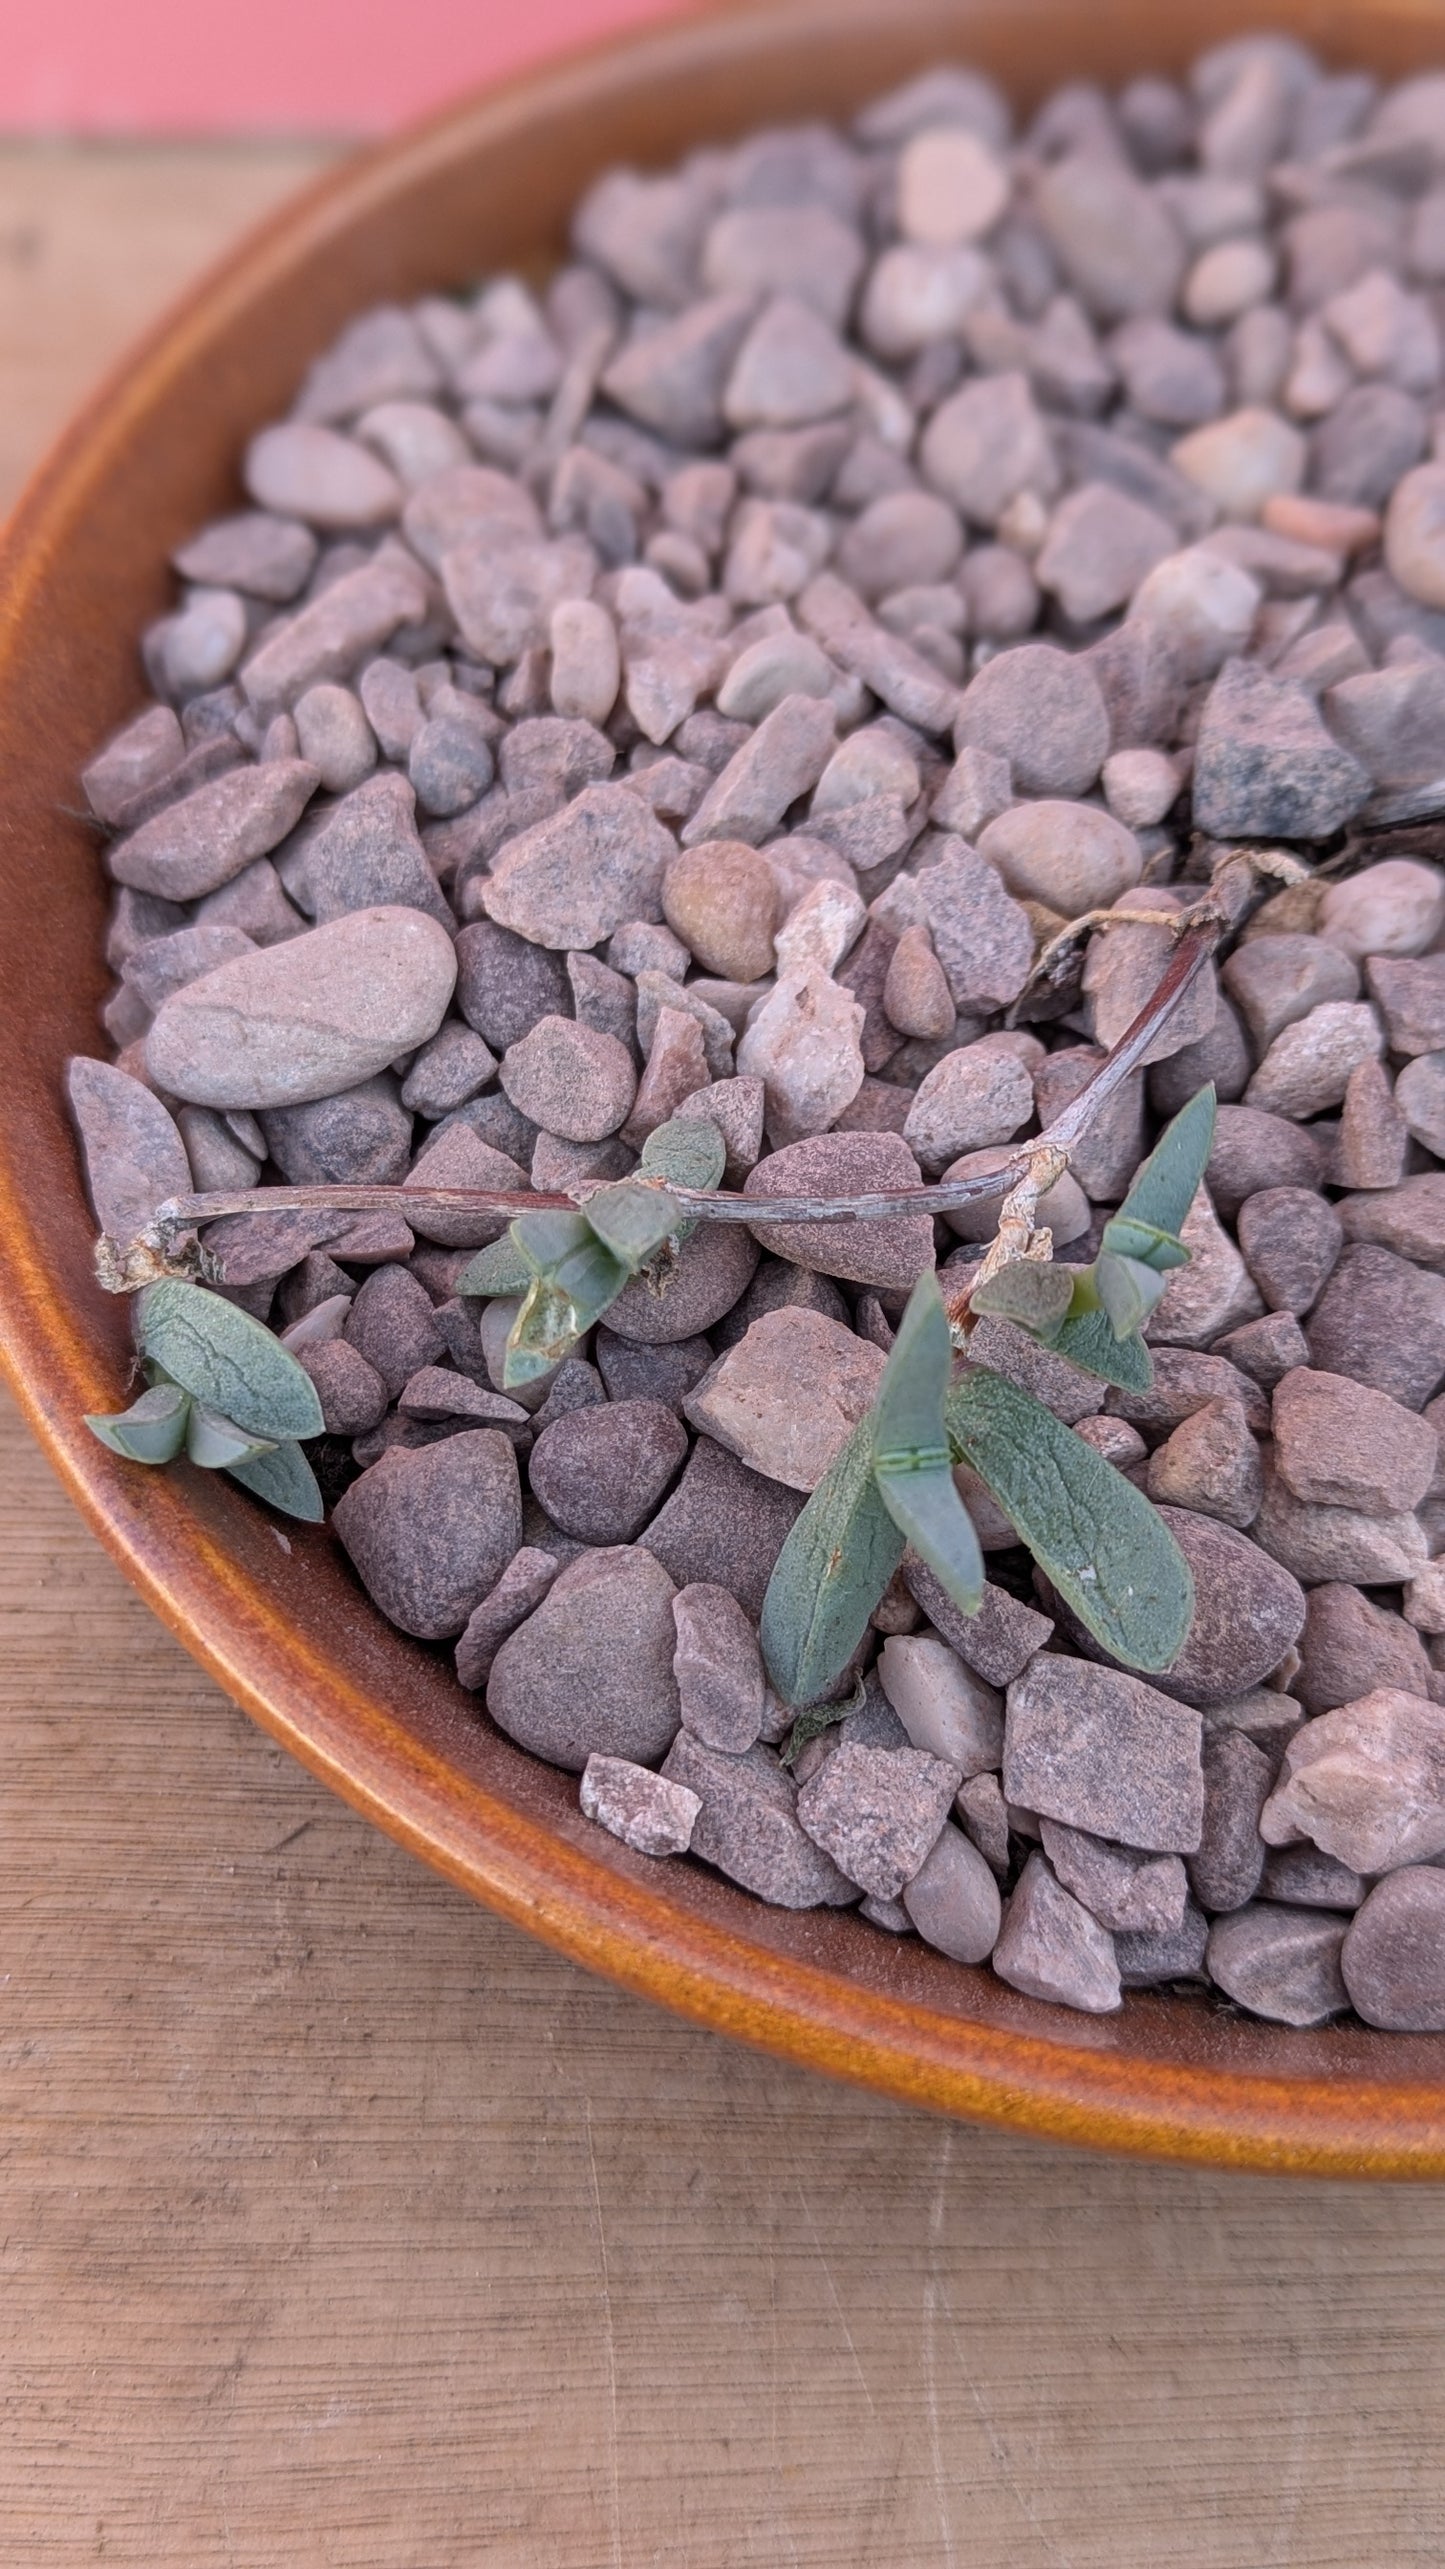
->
527, 1358, 609, 1434
293, 682, 377, 795
1207, 1104, 1326, 1221
298, 1339, 389, 1436
903, 1043, 1033, 1173
603, 1221, 760, 1345
956, 1772, 1011, 1878
661, 1733, 856, 1908
1254, 1451, 1428, 1585
914, 844, 1034, 1014
1319, 858, 1445, 962
262, 1074, 412, 1185
1338, 1174, 1445, 1274
877, 1633, 1003, 1776
1273, 1365, 1437, 1516
396, 1367, 530, 1435
579, 1755, 701, 1858
528, 1400, 688, 1544
122, 923, 256, 1015
671, 1583, 766, 1753
108, 758, 319, 901
1261, 1688, 1445, 1872
499, 1015, 636, 1143
1306, 1245, 1445, 1411
902, 1823, 1003, 1963
801, 1740, 959, 1905
240, 541, 430, 719
1108, 1346, 1269, 1436
1244, 1001, 1384, 1121
1297, 1583, 1434, 1718
343, 1264, 445, 1397
684, 1306, 884, 1491
1004, 1656, 1204, 1853
1237, 1188, 1342, 1315
1036, 482, 1176, 624
674, 1076, 765, 1183
641, 1433, 803, 1619
1192, 658, 1372, 841
601, 294, 755, 446
1364, 953, 1445, 1056
484, 784, 676, 950
992, 1852, 1123, 2014
1035, 149, 1185, 322
399, 1023, 498, 1119
902, 1561, 1053, 1689
1039, 1818, 1189, 1933
245, 420, 402, 525
173, 511, 317, 603
920, 372, 1060, 530
1261, 1844, 1368, 1912
1342, 1870, 1445, 2030
1221, 933, 1360, 1054
1216, 1312, 1311, 1390
66, 1056, 190, 1244
743, 1131, 934, 1289
1145, 1398, 1263, 1529
952, 642, 1109, 797
681, 694, 837, 850
488, 1546, 682, 1773
1187, 1728, 1271, 1913
594, 1330, 713, 1409
454, 921, 570, 1053
1149, 1186, 1264, 1348
145, 905, 456, 1110
1115, 1901, 1211, 1986
1067, 1505, 1305, 1711
1207, 1901, 1351, 2025
332, 1430, 521, 1639
454, 1548, 561, 1689
723, 294, 855, 430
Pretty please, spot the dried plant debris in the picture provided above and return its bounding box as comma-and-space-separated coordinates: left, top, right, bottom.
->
64, 34, 1445, 2027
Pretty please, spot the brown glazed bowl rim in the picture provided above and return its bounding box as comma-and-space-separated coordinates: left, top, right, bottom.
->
5, 0, 1445, 2178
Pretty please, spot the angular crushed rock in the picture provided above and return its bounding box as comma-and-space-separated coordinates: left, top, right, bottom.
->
797, 1742, 960, 1899
662, 1733, 856, 1909
580, 1755, 701, 1859
993, 1852, 1122, 2015
1004, 1657, 1204, 1854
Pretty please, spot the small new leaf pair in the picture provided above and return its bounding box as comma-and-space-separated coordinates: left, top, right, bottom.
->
456, 1115, 727, 1389
84, 1278, 325, 1521
970, 1085, 1217, 1393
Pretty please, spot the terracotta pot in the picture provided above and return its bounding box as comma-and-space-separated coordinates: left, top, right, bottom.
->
4, 0, 1445, 2178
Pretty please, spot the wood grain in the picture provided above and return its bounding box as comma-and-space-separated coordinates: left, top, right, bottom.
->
3, 138, 1445, 2569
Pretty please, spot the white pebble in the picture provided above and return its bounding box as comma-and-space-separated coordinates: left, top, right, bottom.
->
549, 597, 621, 726
1182, 237, 1277, 327
897, 126, 1010, 248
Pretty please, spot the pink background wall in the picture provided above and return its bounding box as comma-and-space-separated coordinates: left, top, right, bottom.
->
0, 0, 696, 133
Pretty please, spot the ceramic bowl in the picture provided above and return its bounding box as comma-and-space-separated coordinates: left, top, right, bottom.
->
4, 0, 1445, 2177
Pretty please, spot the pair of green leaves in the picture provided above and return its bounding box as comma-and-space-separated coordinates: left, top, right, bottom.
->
969, 1084, 1217, 1394
758, 1087, 1218, 1708
456, 1115, 726, 1389
759, 1270, 1196, 1707
85, 1278, 325, 1520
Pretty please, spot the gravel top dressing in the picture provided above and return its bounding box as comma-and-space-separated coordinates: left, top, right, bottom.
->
63, 32, 1445, 2034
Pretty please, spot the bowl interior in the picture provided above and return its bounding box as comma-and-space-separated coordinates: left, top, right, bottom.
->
5, 0, 1445, 2176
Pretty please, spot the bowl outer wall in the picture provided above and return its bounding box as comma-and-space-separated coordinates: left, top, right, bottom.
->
3, 0, 1445, 2178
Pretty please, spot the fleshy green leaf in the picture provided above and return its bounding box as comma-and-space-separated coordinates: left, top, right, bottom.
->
868, 1271, 983, 1616
875, 1463, 985, 1620
512, 1209, 598, 1271
1048, 1299, 1155, 1392
457, 1233, 533, 1298
226, 1438, 326, 1522
1099, 1214, 1189, 1273
502, 1231, 631, 1387
639, 1116, 726, 1191
185, 1403, 278, 1470
1093, 1250, 1170, 1342
84, 1381, 191, 1464
138, 1279, 324, 1442
966, 1261, 1074, 1335
759, 1416, 905, 1706
583, 1181, 682, 1271
946, 1367, 1192, 1672
1111, 1083, 1216, 1244
870, 1268, 951, 1466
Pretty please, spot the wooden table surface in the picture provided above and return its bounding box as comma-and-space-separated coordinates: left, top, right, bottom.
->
4, 139, 1445, 2569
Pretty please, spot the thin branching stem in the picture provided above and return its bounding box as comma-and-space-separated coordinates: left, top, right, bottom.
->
99, 846, 1301, 1291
